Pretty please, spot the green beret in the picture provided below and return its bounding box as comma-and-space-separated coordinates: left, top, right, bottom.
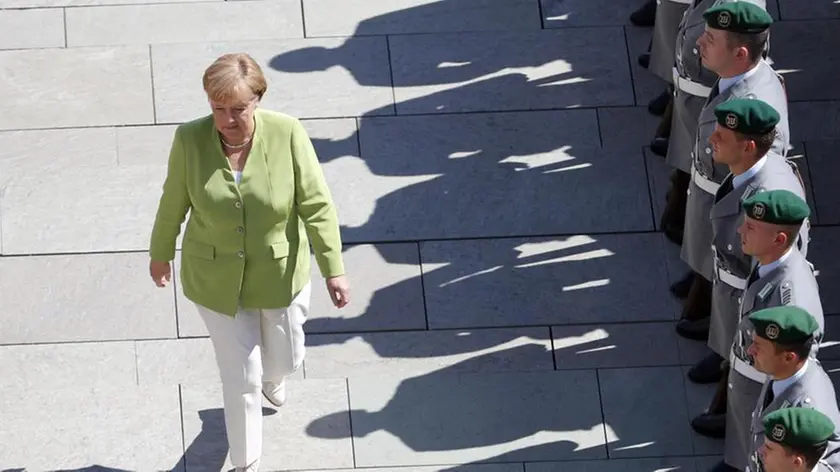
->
764, 407, 834, 449
742, 189, 810, 225
703, 2, 773, 33
749, 306, 818, 345
714, 98, 779, 135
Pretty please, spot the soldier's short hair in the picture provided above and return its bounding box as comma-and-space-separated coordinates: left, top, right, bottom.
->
738, 128, 776, 157
726, 30, 770, 63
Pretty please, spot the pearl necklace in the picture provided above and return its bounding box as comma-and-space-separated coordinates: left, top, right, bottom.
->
220, 133, 253, 149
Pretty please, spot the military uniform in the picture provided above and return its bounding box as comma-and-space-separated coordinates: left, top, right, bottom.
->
649, 0, 692, 84
724, 192, 823, 471
759, 408, 840, 472
681, 4, 790, 284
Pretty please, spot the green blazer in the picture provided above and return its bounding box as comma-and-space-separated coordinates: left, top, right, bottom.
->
149, 109, 345, 316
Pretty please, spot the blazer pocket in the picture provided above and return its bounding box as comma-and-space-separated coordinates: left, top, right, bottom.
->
271, 241, 290, 259
183, 241, 215, 260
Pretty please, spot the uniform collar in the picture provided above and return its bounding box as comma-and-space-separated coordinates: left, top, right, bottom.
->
772, 359, 809, 396
758, 246, 794, 278
732, 155, 767, 190
718, 62, 761, 95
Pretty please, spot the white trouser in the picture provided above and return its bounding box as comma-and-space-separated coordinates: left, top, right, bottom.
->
195, 282, 311, 467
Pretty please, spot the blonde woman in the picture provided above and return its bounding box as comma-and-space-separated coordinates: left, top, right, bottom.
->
148, 53, 349, 471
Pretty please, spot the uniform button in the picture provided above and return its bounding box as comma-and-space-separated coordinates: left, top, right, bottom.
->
687, 188, 691, 196
236, 226, 244, 233
691, 152, 695, 158
692, 48, 698, 55
705, 147, 711, 154
738, 297, 742, 304
727, 244, 732, 251
237, 250, 244, 258
234, 201, 242, 208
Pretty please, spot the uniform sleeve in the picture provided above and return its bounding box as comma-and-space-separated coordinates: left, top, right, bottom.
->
149, 126, 191, 262
290, 118, 345, 278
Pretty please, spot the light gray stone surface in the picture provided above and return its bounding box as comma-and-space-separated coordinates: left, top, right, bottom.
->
771, 21, 840, 101
348, 371, 607, 466
789, 101, 840, 141
552, 322, 681, 369
681, 366, 724, 456
388, 28, 635, 114
541, 0, 647, 27
597, 106, 662, 150
1, 0, 215, 6
348, 111, 651, 241
809, 227, 840, 315
0, 384, 183, 470
779, 0, 840, 20
116, 124, 179, 166
305, 327, 554, 378
625, 26, 662, 108
0, 46, 154, 130
152, 37, 395, 122
0, 253, 177, 344
66, 1, 303, 47
181, 379, 354, 470
421, 234, 677, 329
0, 8, 65, 49
0, 341, 136, 389
804, 140, 840, 226
599, 367, 694, 458
303, 0, 541, 36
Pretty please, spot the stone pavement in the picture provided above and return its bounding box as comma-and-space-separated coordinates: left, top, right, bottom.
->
1, 0, 840, 470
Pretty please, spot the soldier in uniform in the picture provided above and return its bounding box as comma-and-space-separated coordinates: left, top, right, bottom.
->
686, 98, 807, 387
675, 2, 790, 343
759, 408, 838, 472
745, 307, 839, 471
692, 190, 822, 472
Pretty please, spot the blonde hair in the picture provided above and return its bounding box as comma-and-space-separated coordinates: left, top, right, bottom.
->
202, 53, 267, 103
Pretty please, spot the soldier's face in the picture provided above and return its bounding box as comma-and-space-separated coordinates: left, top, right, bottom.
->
738, 217, 778, 256
760, 439, 806, 472
710, 124, 740, 164
697, 27, 730, 73
747, 334, 778, 374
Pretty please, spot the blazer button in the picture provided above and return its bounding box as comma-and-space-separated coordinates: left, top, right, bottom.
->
235, 201, 242, 208
237, 250, 244, 258
237, 226, 244, 233
692, 48, 698, 55
727, 244, 732, 251
705, 147, 711, 154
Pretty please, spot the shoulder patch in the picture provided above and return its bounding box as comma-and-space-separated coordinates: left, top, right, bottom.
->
780, 282, 793, 305
741, 184, 763, 202
758, 283, 774, 301
781, 400, 792, 408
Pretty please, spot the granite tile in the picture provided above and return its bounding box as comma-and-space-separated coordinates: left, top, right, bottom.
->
0, 8, 65, 49
804, 140, 840, 226
153, 37, 394, 122
597, 106, 662, 150
541, 0, 648, 27
66, 0, 303, 47
0, 46, 154, 130
1, 0, 213, 6
116, 124, 178, 166
388, 28, 635, 114
625, 25, 664, 107
778, 0, 840, 20
303, 0, 540, 36
809, 227, 840, 315
305, 327, 553, 378
0, 253, 177, 344
421, 233, 677, 329
789, 101, 840, 141
770, 20, 840, 101
552, 322, 681, 369
347, 371, 607, 466
681, 365, 724, 456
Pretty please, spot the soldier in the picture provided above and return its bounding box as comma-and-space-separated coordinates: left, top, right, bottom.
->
675, 2, 790, 343
745, 307, 839, 471
759, 408, 838, 472
686, 98, 808, 387
691, 190, 822, 472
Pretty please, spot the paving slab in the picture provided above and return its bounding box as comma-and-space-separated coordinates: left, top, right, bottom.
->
346, 111, 651, 242
599, 366, 694, 458
0, 341, 136, 389
809, 227, 840, 315
347, 370, 607, 466
804, 140, 840, 226
421, 233, 677, 329
0, 46, 154, 130
680, 366, 724, 456
0, 8, 64, 50
303, 0, 540, 36
625, 26, 663, 108
116, 124, 179, 166
770, 20, 840, 101
552, 322, 681, 370
0, 0, 215, 6
0, 253, 177, 344
0, 164, 168, 254
153, 37, 394, 122
789, 101, 840, 141
181, 379, 353, 471
597, 106, 662, 150
541, 0, 646, 28
176, 243, 426, 337
525, 457, 698, 472
644, 146, 672, 233
0, 127, 117, 182
388, 28, 635, 114
305, 327, 553, 379
66, 1, 303, 47
779, 0, 840, 20
0, 384, 183, 470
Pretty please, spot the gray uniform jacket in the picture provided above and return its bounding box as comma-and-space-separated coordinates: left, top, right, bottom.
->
747, 361, 840, 472
724, 248, 824, 470
707, 154, 809, 358
649, 0, 692, 83
665, 0, 769, 172
680, 59, 791, 281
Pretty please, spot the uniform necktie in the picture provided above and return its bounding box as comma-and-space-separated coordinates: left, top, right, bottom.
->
747, 268, 760, 288
763, 381, 775, 409
716, 176, 734, 202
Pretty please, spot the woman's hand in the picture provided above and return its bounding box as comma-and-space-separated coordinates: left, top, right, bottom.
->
150, 260, 172, 287
326, 275, 350, 308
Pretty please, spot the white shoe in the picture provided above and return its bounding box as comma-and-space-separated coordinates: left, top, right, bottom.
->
235, 458, 260, 472
262, 378, 286, 407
